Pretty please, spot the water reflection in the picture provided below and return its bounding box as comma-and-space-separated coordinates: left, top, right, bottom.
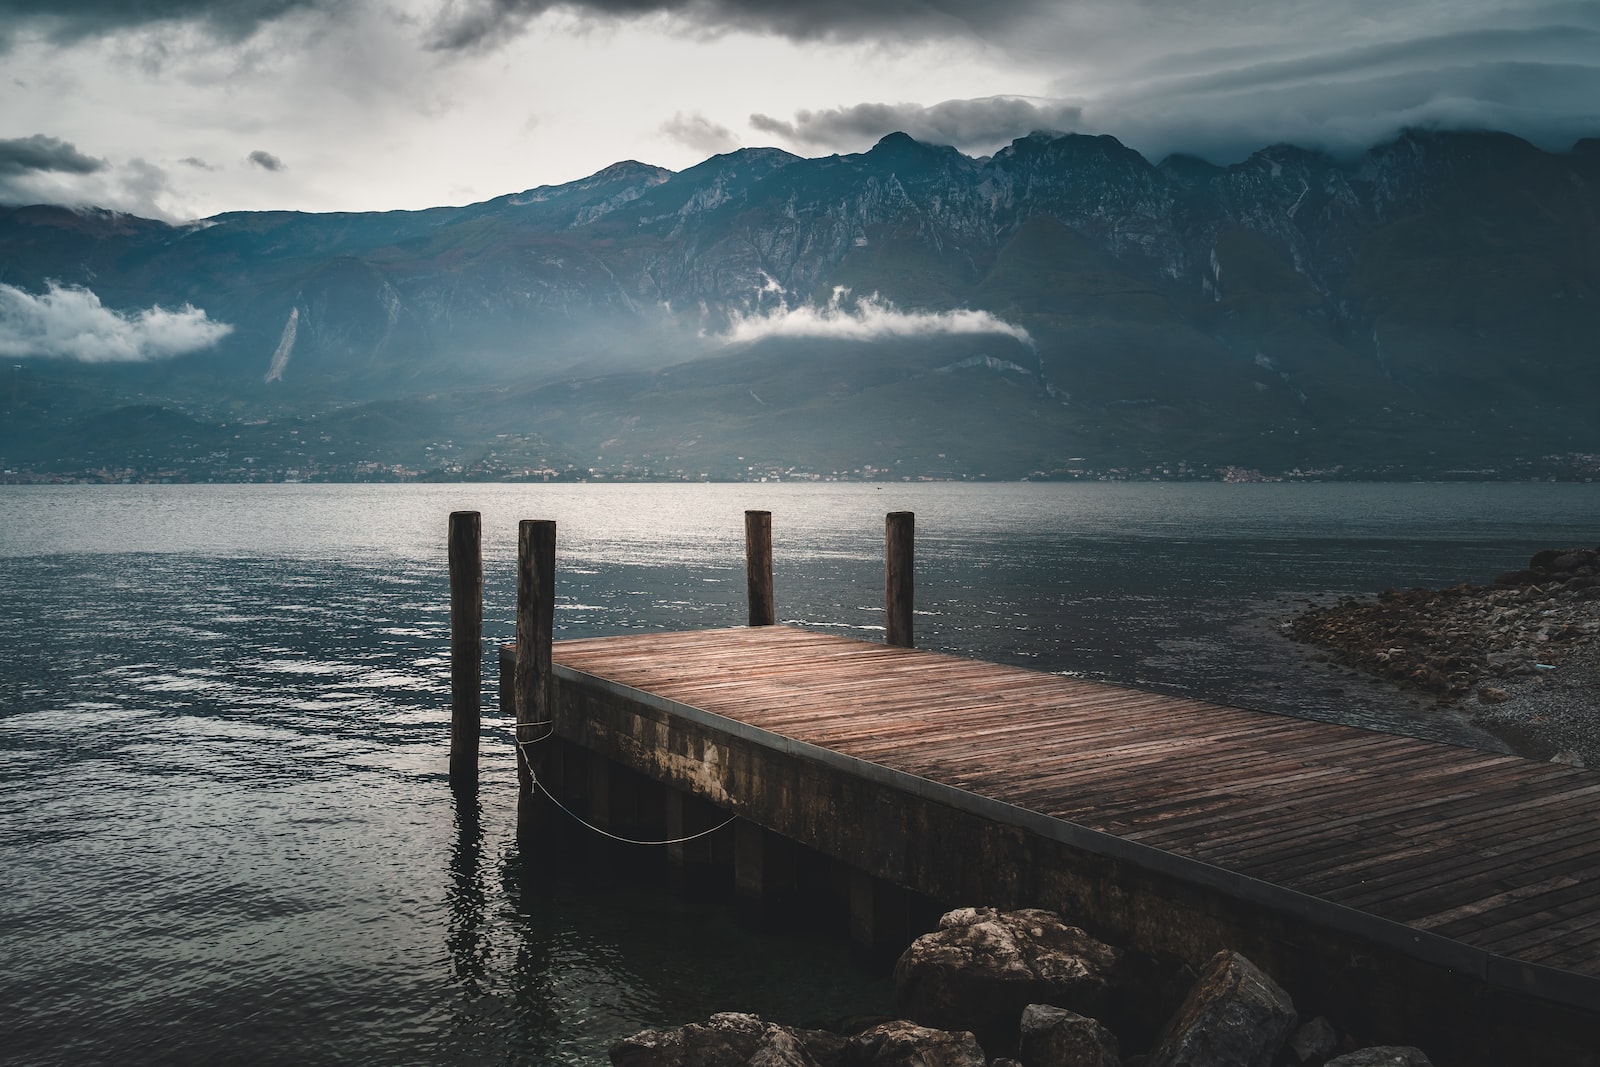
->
447, 778, 486, 993
496, 839, 564, 1063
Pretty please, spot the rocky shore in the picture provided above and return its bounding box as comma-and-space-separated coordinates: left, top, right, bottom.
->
610, 907, 1433, 1067
1285, 546, 1600, 768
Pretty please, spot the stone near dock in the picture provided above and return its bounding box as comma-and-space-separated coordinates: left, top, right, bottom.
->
1145, 950, 1297, 1067
1324, 1047, 1433, 1067
892, 907, 1122, 1048
1016, 1003, 1120, 1067
609, 1011, 846, 1067
1288, 1015, 1339, 1064
844, 1020, 987, 1067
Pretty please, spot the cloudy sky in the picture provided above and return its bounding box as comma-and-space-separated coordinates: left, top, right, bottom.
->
2, 0, 1597, 221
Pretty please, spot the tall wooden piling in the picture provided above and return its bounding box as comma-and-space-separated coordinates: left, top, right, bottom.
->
515, 519, 556, 810
885, 511, 914, 648
448, 510, 482, 780
745, 510, 774, 627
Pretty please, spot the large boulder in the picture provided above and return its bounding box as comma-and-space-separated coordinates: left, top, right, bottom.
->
844, 1020, 987, 1067
893, 908, 1122, 1048
1016, 1004, 1120, 1067
1324, 1048, 1432, 1067
1145, 950, 1296, 1067
609, 1011, 846, 1067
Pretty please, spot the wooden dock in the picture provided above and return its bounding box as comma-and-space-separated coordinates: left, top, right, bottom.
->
455, 510, 1599, 1063
535, 624, 1600, 1063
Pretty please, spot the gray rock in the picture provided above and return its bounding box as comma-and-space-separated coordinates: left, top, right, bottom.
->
844, 1020, 987, 1067
749, 1028, 832, 1067
1550, 551, 1593, 572
1324, 1048, 1432, 1067
1145, 950, 1297, 1067
1288, 1016, 1338, 1064
610, 1011, 846, 1067
1016, 1004, 1120, 1067
893, 907, 1122, 1047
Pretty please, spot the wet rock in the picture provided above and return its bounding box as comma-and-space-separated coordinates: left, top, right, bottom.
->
1016, 1004, 1120, 1067
1476, 686, 1510, 704
1324, 1047, 1432, 1067
1288, 1016, 1338, 1064
1145, 950, 1296, 1067
844, 1020, 986, 1067
893, 907, 1122, 1050
609, 1012, 846, 1067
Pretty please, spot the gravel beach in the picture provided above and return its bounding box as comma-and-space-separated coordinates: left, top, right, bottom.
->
1285, 546, 1600, 769
1469, 638, 1600, 768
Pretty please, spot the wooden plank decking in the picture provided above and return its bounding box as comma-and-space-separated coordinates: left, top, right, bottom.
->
550, 624, 1600, 990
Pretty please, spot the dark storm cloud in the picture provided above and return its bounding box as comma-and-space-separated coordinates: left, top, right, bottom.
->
749, 97, 1084, 154
725, 3, 1600, 163
423, 0, 1599, 162
0, 0, 321, 45
248, 149, 286, 171
0, 142, 188, 221
1081, 16, 1600, 162
1143, 61, 1600, 161
1115, 24, 1600, 103
0, 134, 106, 176
428, 0, 1043, 52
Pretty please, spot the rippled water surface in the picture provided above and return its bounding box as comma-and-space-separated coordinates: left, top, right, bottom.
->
3, 481, 1598, 1065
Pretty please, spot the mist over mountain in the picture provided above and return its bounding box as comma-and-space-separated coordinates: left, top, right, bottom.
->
2, 127, 1597, 481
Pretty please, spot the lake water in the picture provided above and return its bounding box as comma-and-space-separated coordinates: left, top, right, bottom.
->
3, 481, 1598, 1065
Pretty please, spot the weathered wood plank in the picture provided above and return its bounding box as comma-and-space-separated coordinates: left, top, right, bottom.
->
551, 625, 1600, 982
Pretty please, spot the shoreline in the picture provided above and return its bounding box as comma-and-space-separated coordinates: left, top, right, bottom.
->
1279, 547, 1600, 769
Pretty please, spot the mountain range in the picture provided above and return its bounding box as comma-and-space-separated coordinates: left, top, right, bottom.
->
2, 126, 1598, 481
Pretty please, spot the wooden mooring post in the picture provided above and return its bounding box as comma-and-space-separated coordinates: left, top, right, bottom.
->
448, 510, 482, 781
515, 519, 556, 812
885, 511, 914, 648
745, 509, 774, 627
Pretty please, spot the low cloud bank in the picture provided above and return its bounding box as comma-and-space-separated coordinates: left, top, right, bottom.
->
719, 284, 1033, 348
751, 97, 1083, 155
0, 281, 233, 362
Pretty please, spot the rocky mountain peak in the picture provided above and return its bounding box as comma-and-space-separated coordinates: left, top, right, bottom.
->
863, 131, 970, 163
